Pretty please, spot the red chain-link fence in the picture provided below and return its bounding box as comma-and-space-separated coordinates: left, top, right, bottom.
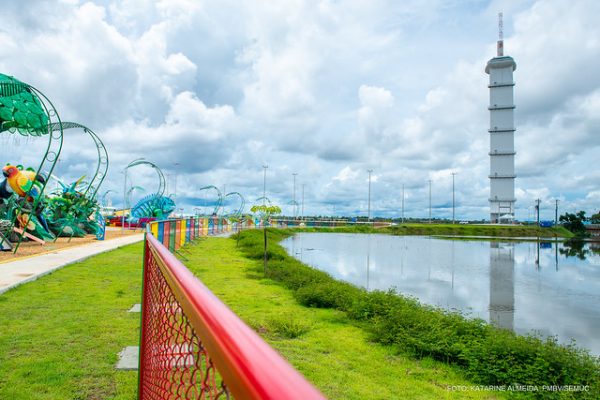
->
140, 232, 324, 399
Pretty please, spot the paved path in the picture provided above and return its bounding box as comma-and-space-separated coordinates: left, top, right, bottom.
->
0, 234, 144, 295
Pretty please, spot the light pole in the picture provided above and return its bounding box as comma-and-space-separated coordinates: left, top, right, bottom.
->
122, 170, 127, 233
451, 172, 457, 224
292, 172, 298, 218
555, 199, 559, 225
428, 179, 432, 224
173, 162, 180, 198
401, 183, 405, 224
302, 183, 305, 220
262, 165, 268, 205
367, 169, 373, 222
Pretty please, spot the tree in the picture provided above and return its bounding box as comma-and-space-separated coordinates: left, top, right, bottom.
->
590, 211, 600, 224
559, 211, 587, 237
250, 204, 281, 272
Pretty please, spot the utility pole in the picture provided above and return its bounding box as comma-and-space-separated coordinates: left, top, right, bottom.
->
367, 169, 373, 222
428, 179, 432, 224
173, 162, 180, 198
401, 183, 405, 224
292, 172, 298, 218
535, 199, 541, 226
451, 172, 457, 224
122, 170, 127, 233
555, 199, 559, 225
262, 165, 268, 205
302, 183, 305, 220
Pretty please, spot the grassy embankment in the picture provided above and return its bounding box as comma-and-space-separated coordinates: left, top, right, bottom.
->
226, 229, 599, 399
0, 243, 142, 400
183, 234, 499, 399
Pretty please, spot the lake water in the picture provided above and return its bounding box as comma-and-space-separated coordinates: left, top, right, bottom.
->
281, 233, 600, 355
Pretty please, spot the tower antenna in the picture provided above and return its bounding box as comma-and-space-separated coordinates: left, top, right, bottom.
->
497, 12, 504, 56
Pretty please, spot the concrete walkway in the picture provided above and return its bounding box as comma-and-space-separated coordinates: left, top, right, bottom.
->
0, 234, 144, 295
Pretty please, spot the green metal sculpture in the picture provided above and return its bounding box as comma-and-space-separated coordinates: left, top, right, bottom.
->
199, 185, 223, 215
0, 73, 63, 252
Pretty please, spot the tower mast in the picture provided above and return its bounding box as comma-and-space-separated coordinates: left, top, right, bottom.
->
497, 12, 504, 56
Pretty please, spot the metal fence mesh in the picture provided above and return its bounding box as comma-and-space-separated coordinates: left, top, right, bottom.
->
140, 243, 230, 399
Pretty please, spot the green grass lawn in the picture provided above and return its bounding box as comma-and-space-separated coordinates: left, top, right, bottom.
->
182, 236, 501, 399
0, 243, 143, 400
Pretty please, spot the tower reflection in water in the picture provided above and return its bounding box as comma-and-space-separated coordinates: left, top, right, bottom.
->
489, 242, 515, 331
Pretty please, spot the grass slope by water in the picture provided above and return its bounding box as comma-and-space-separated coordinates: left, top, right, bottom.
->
231, 229, 600, 399
0, 243, 143, 400
183, 235, 500, 399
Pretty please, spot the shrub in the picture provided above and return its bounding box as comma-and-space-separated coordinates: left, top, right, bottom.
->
233, 230, 600, 396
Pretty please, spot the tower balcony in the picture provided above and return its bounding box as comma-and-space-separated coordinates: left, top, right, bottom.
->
489, 150, 516, 156
489, 128, 516, 133
488, 105, 516, 110
489, 173, 516, 179
489, 197, 516, 202
488, 82, 515, 88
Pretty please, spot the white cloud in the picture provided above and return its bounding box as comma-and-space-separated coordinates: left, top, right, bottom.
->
1, 0, 598, 219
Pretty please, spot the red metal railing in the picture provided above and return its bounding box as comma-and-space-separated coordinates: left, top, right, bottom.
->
140, 232, 325, 399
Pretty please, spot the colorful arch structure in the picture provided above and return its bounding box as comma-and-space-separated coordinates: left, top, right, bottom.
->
48, 122, 108, 201
125, 159, 173, 220
0, 73, 63, 252
198, 185, 223, 215
224, 191, 245, 217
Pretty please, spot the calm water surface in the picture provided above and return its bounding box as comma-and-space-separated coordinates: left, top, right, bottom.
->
281, 233, 600, 354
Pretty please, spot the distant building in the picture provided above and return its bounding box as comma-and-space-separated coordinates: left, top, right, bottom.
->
486, 15, 517, 223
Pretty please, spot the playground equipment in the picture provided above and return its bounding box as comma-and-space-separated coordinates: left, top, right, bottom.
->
41, 122, 108, 238
198, 185, 223, 215
124, 160, 173, 221
48, 122, 108, 201
131, 193, 175, 220
224, 191, 245, 217
0, 73, 63, 252
101, 189, 116, 207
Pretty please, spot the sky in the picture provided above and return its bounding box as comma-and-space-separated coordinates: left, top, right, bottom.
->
1, 0, 599, 221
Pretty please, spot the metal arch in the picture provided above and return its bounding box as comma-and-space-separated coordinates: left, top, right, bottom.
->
199, 185, 223, 215
224, 191, 245, 217
48, 122, 108, 201
255, 196, 272, 206
0, 80, 64, 253
101, 189, 116, 207
125, 160, 166, 198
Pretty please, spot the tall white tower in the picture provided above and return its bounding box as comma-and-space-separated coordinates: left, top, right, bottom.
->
486, 13, 516, 223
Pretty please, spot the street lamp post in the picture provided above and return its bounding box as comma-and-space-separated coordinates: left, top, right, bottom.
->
173, 162, 180, 198
428, 179, 432, 224
401, 183, 405, 224
302, 183, 305, 220
451, 172, 457, 224
292, 173, 298, 218
122, 170, 127, 233
262, 165, 268, 206
367, 169, 373, 222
